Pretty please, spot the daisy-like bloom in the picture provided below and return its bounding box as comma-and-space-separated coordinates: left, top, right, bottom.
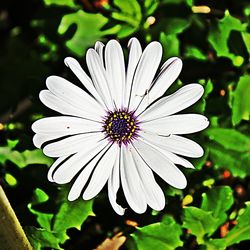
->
32, 38, 209, 215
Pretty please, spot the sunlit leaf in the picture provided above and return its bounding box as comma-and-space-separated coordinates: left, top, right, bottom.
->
43, 0, 75, 7
231, 75, 250, 126
184, 46, 207, 60
160, 18, 190, 58
112, 0, 142, 38
182, 207, 219, 244
53, 198, 94, 242
27, 188, 94, 245
207, 202, 250, 249
144, 0, 159, 16
58, 10, 119, 55
206, 128, 250, 152
0, 140, 52, 168
208, 143, 250, 178
201, 186, 234, 227
28, 189, 53, 231
208, 11, 246, 66
132, 216, 183, 250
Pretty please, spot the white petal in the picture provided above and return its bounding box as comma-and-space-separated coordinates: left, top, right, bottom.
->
47, 156, 67, 182
32, 116, 101, 135
64, 57, 105, 107
133, 139, 187, 189
105, 40, 125, 108
39, 90, 99, 121
129, 41, 162, 111
33, 133, 63, 149
135, 57, 182, 115
141, 114, 209, 135
52, 138, 108, 184
131, 146, 165, 211
86, 48, 114, 110
140, 131, 204, 158
43, 133, 103, 157
68, 145, 107, 201
120, 145, 147, 214
108, 150, 125, 215
124, 38, 142, 106
139, 84, 204, 121
94, 41, 105, 67
46, 76, 104, 117
83, 144, 118, 200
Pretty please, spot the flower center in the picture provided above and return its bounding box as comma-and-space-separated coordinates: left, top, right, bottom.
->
103, 110, 139, 145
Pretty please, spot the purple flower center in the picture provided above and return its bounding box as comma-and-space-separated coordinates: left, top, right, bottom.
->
103, 110, 140, 145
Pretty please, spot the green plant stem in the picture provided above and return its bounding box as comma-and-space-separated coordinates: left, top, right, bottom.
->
0, 185, 33, 250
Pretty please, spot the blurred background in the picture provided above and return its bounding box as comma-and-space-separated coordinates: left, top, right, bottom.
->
0, 0, 249, 249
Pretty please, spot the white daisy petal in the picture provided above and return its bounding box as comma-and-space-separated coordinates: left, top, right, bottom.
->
105, 40, 125, 108
39, 90, 99, 121
64, 57, 105, 107
86, 48, 114, 110
33, 133, 62, 149
141, 114, 209, 135
136, 57, 182, 115
129, 41, 162, 111
32, 116, 101, 135
94, 41, 105, 66
83, 144, 118, 200
68, 145, 108, 201
124, 38, 142, 106
131, 146, 165, 211
140, 131, 204, 158
52, 138, 108, 184
47, 156, 68, 182
133, 139, 187, 189
46, 75, 104, 115
43, 133, 103, 158
121, 145, 147, 214
108, 150, 125, 215
139, 84, 204, 121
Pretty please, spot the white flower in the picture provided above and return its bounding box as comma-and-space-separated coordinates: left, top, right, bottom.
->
32, 38, 209, 215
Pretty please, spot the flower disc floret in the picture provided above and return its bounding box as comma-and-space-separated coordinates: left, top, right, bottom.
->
103, 110, 139, 145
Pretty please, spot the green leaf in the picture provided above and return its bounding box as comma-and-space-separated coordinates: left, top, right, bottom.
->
43, 0, 75, 7
208, 11, 246, 66
27, 188, 94, 245
112, 0, 142, 38
183, 207, 219, 244
184, 46, 207, 60
160, 18, 190, 57
160, 32, 179, 57
53, 198, 94, 243
223, 202, 250, 245
0, 140, 52, 168
58, 10, 119, 55
205, 128, 250, 152
131, 216, 183, 250
201, 186, 234, 227
28, 189, 53, 231
144, 0, 159, 16
206, 202, 250, 249
26, 227, 61, 250
208, 143, 250, 178
231, 75, 250, 126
